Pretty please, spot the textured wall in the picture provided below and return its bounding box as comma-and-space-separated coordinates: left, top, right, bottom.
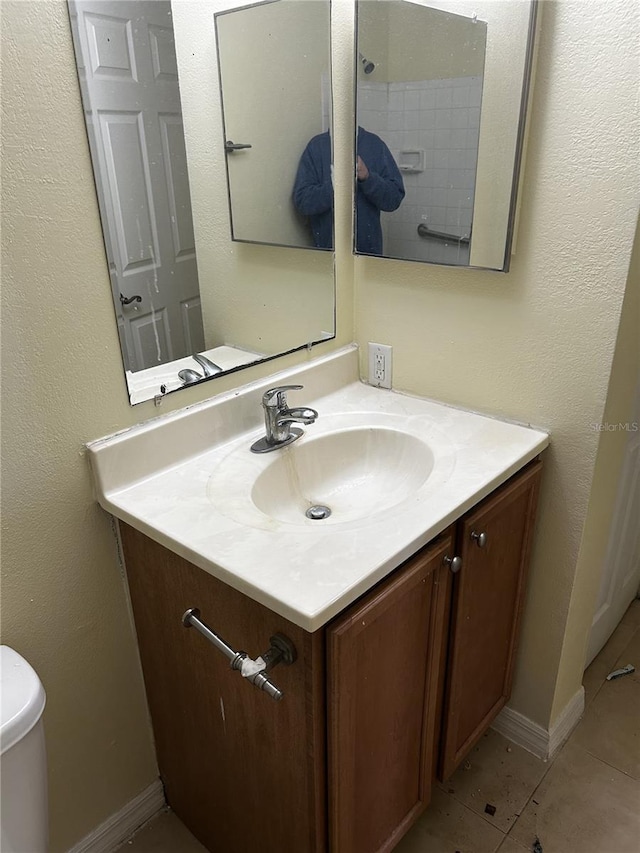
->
353, 0, 639, 726
0, 2, 351, 850
551, 216, 639, 720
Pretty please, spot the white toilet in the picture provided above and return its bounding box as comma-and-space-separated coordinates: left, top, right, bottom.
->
1, 645, 48, 853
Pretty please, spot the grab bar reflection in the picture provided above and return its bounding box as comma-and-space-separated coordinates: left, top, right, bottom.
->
417, 223, 470, 245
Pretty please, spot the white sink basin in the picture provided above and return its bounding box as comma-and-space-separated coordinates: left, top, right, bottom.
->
206, 413, 453, 530
250, 426, 435, 525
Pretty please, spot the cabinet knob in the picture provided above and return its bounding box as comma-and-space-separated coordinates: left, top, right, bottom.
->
443, 554, 462, 574
471, 531, 487, 548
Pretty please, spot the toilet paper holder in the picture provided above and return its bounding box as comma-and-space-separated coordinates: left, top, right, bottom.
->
182, 607, 296, 701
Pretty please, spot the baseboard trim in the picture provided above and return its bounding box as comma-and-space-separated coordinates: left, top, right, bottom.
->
491, 705, 549, 759
491, 687, 585, 761
548, 686, 585, 759
67, 779, 165, 853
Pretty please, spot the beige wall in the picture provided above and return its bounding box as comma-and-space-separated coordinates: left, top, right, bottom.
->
551, 216, 640, 720
388, 3, 485, 82
357, 2, 484, 86
0, 2, 352, 850
2, 0, 638, 851
354, 0, 639, 727
357, 0, 389, 80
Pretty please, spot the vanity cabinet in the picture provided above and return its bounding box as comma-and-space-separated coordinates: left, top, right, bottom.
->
328, 535, 452, 852
439, 461, 542, 780
119, 525, 327, 853
119, 459, 541, 853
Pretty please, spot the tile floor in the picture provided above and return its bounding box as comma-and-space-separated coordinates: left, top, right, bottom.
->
120, 601, 640, 853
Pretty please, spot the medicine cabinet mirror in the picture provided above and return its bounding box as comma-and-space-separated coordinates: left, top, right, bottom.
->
216, 0, 333, 250
354, 0, 537, 271
67, 0, 335, 405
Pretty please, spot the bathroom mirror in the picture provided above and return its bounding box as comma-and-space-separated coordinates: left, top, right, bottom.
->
68, 0, 335, 404
354, 0, 537, 271
216, 0, 332, 250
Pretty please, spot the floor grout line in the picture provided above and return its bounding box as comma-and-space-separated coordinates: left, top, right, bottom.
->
498, 727, 574, 846
575, 742, 640, 782
438, 764, 538, 833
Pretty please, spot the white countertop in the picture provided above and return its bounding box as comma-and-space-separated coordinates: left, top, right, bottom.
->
88, 346, 549, 631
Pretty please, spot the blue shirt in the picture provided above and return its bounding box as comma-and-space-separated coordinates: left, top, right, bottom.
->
292, 128, 405, 254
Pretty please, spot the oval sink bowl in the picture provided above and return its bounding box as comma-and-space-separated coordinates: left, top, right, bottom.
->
250, 426, 434, 525
207, 413, 456, 531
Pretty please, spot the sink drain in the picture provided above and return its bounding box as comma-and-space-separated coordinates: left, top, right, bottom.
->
305, 504, 332, 520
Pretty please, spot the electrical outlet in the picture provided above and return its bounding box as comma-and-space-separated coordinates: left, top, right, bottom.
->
368, 342, 392, 389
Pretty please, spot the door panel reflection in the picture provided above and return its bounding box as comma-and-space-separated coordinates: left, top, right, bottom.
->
216, 0, 332, 250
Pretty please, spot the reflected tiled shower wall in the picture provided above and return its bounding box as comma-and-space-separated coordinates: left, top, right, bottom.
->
358, 76, 482, 264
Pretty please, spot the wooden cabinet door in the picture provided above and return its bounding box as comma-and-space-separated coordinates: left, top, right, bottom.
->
120, 525, 326, 853
439, 461, 542, 780
328, 534, 452, 853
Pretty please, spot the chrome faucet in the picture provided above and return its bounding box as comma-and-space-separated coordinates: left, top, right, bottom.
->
250, 385, 318, 453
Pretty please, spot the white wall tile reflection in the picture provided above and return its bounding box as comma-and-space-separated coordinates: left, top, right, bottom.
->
358, 76, 483, 264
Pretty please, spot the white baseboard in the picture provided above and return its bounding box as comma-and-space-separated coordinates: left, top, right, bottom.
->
67, 779, 166, 853
491, 686, 585, 762
548, 686, 585, 759
491, 705, 549, 759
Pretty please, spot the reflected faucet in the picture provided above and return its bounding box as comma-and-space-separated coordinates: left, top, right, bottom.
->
250, 385, 318, 453
193, 354, 222, 376
178, 354, 223, 386
178, 368, 202, 385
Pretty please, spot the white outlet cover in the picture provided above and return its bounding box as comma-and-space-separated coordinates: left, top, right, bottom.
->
368, 342, 392, 389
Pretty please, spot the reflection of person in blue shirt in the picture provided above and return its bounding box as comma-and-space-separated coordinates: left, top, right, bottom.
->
292, 127, 405, 254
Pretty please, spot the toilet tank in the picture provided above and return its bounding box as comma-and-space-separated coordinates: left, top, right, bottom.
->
1, 646, 48, 853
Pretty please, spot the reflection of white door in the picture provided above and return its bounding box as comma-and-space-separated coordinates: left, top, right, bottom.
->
586, 386, 640, 666
216, 0, 330, 248
71, 0, 204, 371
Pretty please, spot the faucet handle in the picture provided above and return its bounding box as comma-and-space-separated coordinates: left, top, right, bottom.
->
262, 385, 303, 408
